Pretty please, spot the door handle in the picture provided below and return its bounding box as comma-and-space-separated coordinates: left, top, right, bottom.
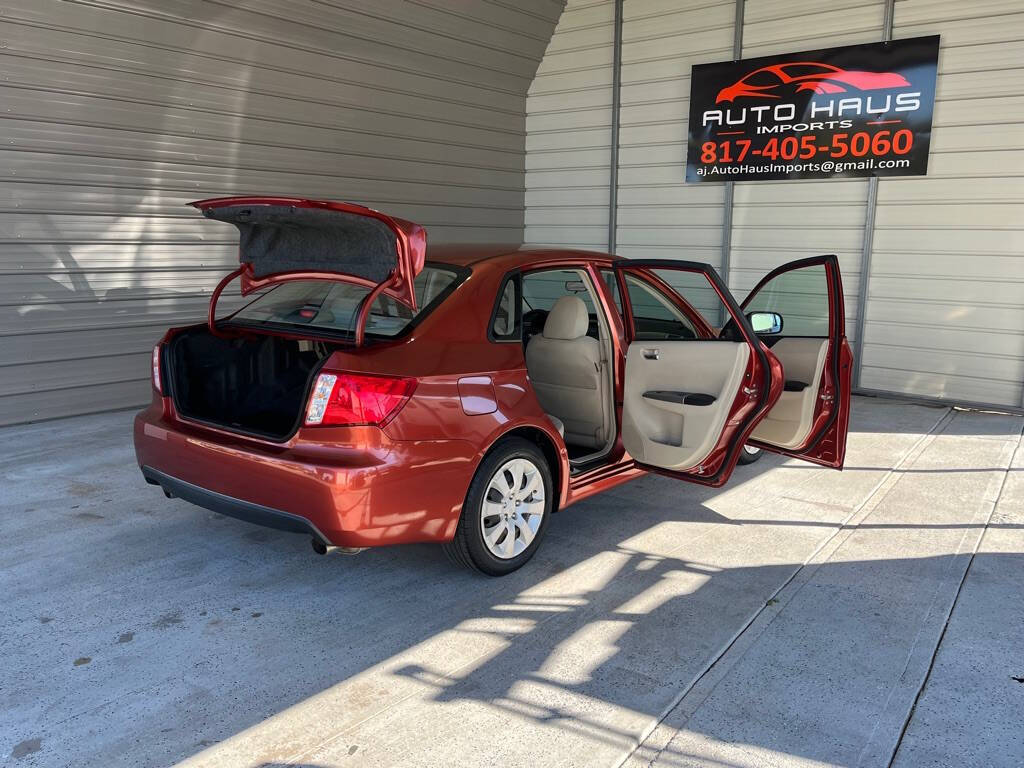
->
643, 348, 660, 360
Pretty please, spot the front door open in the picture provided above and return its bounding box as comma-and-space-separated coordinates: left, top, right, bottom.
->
741, 255, 852, 468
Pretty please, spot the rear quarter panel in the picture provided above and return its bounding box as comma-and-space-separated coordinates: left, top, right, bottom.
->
324, 262, 573, 512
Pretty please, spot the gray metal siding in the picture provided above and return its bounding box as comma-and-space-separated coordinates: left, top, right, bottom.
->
730, 0, 886, 344
526, 0, 1024, 409
0, 0, 563, 425
525, 0, 615, 250
615, 0, 734, 267
863, 0, 1024, 406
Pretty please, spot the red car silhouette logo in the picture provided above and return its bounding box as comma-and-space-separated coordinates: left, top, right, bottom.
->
716, 61, 910, 102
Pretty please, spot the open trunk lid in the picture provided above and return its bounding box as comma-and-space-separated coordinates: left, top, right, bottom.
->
192, 196, 427, 310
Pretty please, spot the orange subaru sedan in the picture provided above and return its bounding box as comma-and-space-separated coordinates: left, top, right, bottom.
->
134, 197, 851, 575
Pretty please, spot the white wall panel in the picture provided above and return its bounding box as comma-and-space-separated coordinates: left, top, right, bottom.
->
526, 0, 616, 251
614, 0, 734, 266
0, 0, 562, 425
729, 0, 886, 345
524, 0, 1022, 409
860, 0, 1024, 407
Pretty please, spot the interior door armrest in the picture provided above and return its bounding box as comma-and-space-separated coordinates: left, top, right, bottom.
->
643, 390, 717, 407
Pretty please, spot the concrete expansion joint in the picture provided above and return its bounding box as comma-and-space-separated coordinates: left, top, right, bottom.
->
620, 405, 983, 768
886, 418, 1024, 767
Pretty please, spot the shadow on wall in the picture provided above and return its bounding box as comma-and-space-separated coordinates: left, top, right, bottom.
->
3, 221, 215, 424
4, 2, 257, 422
7, 0, 559, 425
8, 221, 205, 336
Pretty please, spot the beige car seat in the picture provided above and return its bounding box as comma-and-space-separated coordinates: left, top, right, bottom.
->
526, 296, 609, 449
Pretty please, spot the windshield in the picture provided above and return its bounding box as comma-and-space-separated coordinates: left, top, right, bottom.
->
229, 264, 462, 338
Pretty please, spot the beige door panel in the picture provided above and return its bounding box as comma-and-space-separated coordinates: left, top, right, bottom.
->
751, 337, 828, 449
622, 341, 750, 471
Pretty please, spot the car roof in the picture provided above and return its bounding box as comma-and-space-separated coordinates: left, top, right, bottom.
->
426, 243, 622, 273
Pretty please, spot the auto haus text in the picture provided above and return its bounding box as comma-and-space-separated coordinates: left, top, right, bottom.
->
701, 92, 922, 134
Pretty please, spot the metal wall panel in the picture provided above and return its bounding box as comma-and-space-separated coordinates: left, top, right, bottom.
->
525, 0, 1023, 410
525, 0, 616, 250
525, 0, 734, 262
862, 0, 1024, 406
0, 0, 563, 425
614, 0, 734, 266
526, 0, 880, 333
730, 0, 887, 344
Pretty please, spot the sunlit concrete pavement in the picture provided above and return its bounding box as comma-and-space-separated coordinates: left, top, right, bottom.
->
2, 396, 1022, 768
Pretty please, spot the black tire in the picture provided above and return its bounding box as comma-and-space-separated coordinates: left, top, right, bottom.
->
737, 443, 764, 465
443, 437, 553, 576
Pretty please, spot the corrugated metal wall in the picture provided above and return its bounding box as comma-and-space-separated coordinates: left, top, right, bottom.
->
732, 0, 885, 346
864, 0, 1024, 406
615, 1, 733, 271
0, 0, 564, 425
525, 0, 615, 250
525, 0, 1024, 410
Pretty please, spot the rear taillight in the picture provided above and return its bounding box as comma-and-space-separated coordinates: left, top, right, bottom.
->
152, 345, 163, 394
305, 372, 416, 427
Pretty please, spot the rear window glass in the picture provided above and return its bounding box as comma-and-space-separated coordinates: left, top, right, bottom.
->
229, 265, 461, 338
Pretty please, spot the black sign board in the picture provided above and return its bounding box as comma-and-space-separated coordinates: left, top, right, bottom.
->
686, 36, 939, 182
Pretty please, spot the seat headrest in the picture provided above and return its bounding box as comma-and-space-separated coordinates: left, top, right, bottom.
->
543, 296, 589, 340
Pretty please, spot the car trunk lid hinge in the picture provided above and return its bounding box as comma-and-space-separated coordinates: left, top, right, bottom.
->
208, 267, 244, 337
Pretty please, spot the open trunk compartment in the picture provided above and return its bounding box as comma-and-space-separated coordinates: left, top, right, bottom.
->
167, 328, 333, 440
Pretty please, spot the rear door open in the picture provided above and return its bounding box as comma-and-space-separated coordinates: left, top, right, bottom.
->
613, 260, 782, 487
194, 197, 427, 342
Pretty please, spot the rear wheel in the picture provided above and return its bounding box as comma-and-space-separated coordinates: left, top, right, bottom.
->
737, 443, 763, 465
443, 437, 552, 576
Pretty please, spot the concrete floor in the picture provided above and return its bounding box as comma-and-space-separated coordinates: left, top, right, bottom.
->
2, 397, 1022, 768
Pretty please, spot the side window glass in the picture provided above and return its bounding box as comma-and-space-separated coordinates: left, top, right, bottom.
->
646, 268, 729, 329
599, 268, 623, 320
745, 263, 828, 337
491, 276, 520, 340
624, 275, 698, 341
521, 269, 599, 341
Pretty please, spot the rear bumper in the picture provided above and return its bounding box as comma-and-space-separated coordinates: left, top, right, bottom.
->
133, 404, 478, 548
142, 465, 329, 542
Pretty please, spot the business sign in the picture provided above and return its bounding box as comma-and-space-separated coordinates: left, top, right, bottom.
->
686, 36, 939, 182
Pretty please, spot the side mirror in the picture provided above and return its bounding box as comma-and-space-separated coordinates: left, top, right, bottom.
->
748, 311, 783, 334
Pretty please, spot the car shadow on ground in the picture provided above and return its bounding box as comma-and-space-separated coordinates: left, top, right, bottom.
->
380, 549, 1022, 768
6, 398, 1018, 767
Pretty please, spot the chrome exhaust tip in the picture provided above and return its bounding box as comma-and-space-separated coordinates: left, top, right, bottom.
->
311, 538, 365, 556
